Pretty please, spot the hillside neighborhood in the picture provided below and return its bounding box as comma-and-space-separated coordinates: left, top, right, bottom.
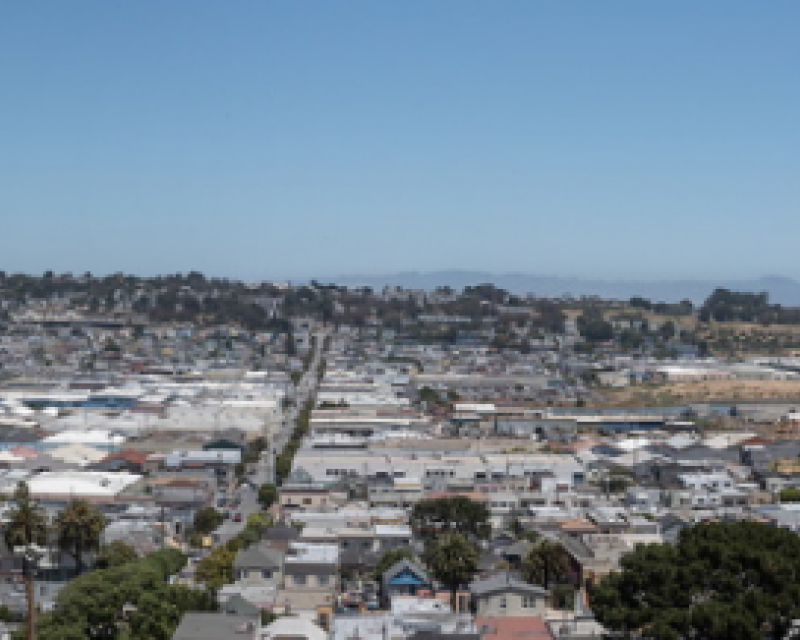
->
2, 275, 800, 638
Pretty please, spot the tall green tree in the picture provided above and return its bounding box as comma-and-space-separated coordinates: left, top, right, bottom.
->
194, 544, 236, 591
55, 499, 106, 575
521, 539, 570, 589
193, 507, 224, 535
410, 496, 490, 541
423, 533, 478, 611
591, 522, 800, 640
3, 481, 47, 549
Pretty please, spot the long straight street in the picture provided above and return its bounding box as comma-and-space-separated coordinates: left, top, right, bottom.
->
212, 330, 327, 543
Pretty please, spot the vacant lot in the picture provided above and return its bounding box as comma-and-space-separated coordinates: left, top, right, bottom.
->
601, 379, 800, 406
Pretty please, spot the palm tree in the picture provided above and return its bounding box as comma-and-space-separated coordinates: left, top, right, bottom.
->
423, 532, 478, 611
4, 481, 47, 549
4, 482, 47, 640
55, 499, 106, 575
522, 539, 570, 589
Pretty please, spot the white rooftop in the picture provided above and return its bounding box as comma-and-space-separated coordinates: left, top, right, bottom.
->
41, 430, 126, 446
286, 542, 339, 564
27, 471, 141, 497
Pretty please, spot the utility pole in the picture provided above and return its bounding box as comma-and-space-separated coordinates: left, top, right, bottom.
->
25, 556, 34, 640
161, 502, 167, 549
14, 545, 44, 640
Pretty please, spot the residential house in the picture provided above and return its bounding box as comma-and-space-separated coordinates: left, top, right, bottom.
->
381, 558, 431, 605
470, 574, 549, 618
279, 542, 339, 620
330, 597, 477, 640
234, 544, 284, 584
261, 617, 327, 640
172, 612, 259, 640
262, 522, 301, 553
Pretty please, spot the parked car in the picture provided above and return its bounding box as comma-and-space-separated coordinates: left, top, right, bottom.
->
233, 513, 242, 522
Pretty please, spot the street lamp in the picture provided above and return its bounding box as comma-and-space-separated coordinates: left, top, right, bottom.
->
14, 543, 46, 640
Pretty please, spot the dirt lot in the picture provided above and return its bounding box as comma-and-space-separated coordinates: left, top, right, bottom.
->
600, 379, 800, 407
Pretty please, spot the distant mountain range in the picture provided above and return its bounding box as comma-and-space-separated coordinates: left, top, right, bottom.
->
324, 271, 800, 306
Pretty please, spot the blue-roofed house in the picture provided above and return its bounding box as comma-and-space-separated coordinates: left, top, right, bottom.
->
381, 558, 430, 605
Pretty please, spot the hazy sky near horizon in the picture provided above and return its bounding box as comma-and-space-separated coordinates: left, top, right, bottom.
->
2, 2, 799, 281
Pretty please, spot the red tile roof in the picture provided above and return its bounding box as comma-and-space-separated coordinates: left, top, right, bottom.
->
102, 449, 149, 465
9, 446, 39, 459
740, 436, 773, 446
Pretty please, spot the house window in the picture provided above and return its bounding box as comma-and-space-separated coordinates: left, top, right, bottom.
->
318, 574, 330, 586
303, 498, 312, 505
262, 570, 272, 579
522, 595, 536, 608
294, 575, 306, 586
499, 597, 507, 609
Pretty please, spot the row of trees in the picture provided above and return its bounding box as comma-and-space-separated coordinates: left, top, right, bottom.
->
275, 399, 313, 483
630, 296, 694, 316
0, 271, 570, 336
699, 288, 800, 325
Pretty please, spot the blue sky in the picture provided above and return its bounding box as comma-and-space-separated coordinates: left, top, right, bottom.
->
1, 1, 798, 281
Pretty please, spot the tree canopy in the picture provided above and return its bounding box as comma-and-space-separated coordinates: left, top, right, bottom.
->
194, 544, 236, 591
95, 540, 138, 570
192, 507, 224, 535
521, 539, 570, 589
31, 548, 214, 640
422, 533, 478, 610
410, 496, 490, 541
698, 288, 800, 325
577, 309, 613, 342
779, 486, 800, 502
590, 522, 800, 640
